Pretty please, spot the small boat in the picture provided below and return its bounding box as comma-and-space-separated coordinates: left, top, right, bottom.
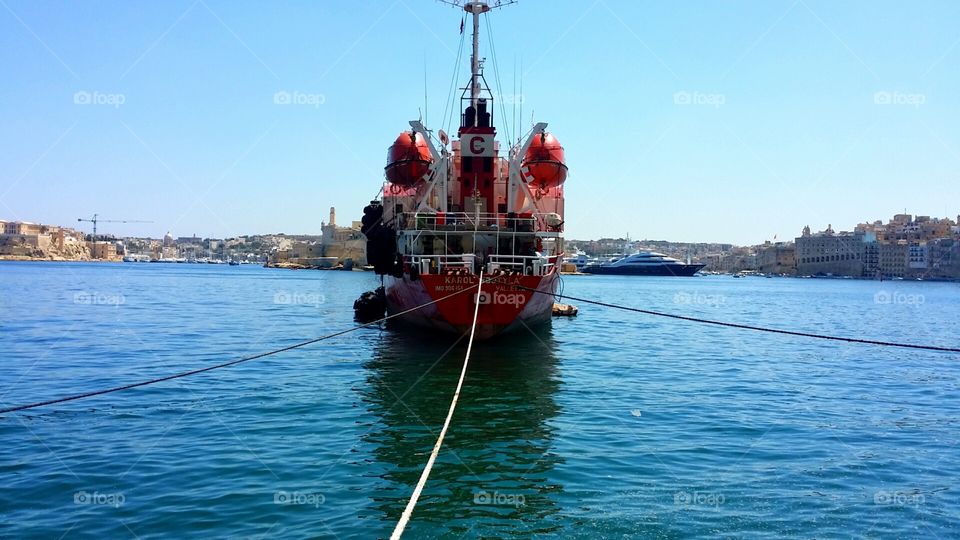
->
583, 252, 705, 276
562, 249, 597, 272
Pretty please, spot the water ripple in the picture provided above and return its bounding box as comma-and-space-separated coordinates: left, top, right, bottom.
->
0, 263, 957, 537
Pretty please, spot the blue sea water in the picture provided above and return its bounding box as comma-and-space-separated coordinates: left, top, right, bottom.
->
0, 261, 958, 538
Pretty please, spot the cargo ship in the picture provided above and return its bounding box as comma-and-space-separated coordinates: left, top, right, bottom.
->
360, 0, 567, 339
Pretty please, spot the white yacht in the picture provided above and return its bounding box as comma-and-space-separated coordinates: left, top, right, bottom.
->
582, 252, 705, 276
562, 249, 596, 271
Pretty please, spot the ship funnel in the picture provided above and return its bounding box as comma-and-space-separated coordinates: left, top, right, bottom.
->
463, 105, 476, 128
477, 98, 491, 128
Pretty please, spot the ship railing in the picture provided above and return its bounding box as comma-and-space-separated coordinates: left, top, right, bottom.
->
399, 212, 557, 233
406, 254, 477, 275
486, 254, 556, 276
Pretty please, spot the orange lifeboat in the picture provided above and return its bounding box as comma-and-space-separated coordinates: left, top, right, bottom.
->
522, 132, 567, 189
385, 131, 433, 186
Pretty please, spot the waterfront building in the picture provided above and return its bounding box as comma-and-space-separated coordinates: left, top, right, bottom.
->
1, 221, 91, 259
176, 235, 202, 245
908, 242, 928, 271
795, 225, 866, 276
272, 241, 331, 267
863, 240, 880, 277
89, 241, 118, 259
927, 238, 960, 278
716, 249, 757, 273
4, 221, 42, 236
878, 242, 908, 278
757, 241, 796, 275
321, 207, 366, 264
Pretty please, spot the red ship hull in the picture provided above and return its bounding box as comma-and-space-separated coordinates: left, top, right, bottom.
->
384, 269, 559, 340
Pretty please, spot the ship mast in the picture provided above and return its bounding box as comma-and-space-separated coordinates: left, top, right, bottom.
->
465, 1, 488, 108
441, 0, 515, 108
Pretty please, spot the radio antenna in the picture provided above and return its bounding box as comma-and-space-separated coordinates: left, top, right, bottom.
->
423, 53, 429, 128
519, 56, 523, 134
512, 56, 517, 146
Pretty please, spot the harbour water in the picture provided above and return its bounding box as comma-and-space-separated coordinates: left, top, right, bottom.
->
0, 262, 958, 538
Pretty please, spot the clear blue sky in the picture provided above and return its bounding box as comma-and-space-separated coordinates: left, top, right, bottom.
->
1, 0, 958, 245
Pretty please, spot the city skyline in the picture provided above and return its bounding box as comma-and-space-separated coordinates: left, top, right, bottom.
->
2, 1, 959, 244
5, 208, 956, 248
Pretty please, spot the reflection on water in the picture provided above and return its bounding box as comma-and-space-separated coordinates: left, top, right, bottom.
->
358, 327, 564, 537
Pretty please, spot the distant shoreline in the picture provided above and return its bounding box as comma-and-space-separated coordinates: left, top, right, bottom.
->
0, 257, 118, 263
2, 258, 957, 283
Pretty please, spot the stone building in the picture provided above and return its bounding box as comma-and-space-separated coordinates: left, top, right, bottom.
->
4, 221, 42, 235
878, 242, 908, 278
90, 241, 118, 260
0, 221, 91, 259
795, 225, 866, 276
321, 207, 366, 265
757, 241, 796, 275
908, 242, 928, 272
927, 238, 960, 278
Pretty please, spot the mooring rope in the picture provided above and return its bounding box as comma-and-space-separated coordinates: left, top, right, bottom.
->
0, 286, 480, 415
493, 278, 960, 353
390, 270, 484, 540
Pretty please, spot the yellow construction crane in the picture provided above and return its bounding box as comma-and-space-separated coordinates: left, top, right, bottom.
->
77, 214, 153, 240
77, 214, 153, 237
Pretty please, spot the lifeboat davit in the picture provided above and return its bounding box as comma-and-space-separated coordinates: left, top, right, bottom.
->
385, 131, 433, 186
522, 132, 568, 189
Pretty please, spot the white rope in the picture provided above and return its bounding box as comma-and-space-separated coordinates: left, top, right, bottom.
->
390, 270, 484, 539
